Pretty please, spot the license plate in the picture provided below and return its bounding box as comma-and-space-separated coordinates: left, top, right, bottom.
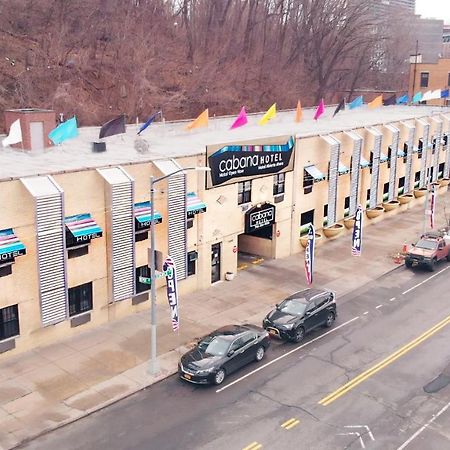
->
269, 329, 278, 336
183, 373, 192, 380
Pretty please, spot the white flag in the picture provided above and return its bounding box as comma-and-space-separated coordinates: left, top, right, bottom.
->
421, 90, 433, 101
2, 119, 22, 147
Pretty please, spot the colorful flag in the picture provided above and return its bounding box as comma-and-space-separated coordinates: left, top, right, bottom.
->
48, 116, 78, 145
295, 100, 303, 123
348, 96, 363, 110
304, 224, 315, 285
2, 119, 22, 147
397, 94, 409, 104
259, 103, 276, 125
441, 89, 449, 98
412, 92, 422, 103
186, 108, 209, 131
99, 115, 126, 139
230, 106, 248, 130
368, 95, 383, 109
383, 94, 397, 106
138, 111, 161, 135
163, 256, 179, 332
430, 190, 436, 229
333, 98, 345, 117
351, 205, 363, 256
313, 99, 325, 120
422, 90, 432, 101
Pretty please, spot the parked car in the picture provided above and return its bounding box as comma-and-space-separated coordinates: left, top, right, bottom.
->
178, 324, 270, 385
405, 232, 450, 271
262, 288, 337, 343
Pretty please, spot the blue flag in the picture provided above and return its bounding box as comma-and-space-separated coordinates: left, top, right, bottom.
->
441, 89, 449, 98
348, 96, 363, 110
48, 116, 78, 144
412, 92, 422, 103
138, 111, 161, 135
396, 94, 409, 105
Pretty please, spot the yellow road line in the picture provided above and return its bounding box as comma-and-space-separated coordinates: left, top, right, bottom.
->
252, 258, 264, 265
283, 419, 300, 430
319, 315, 450, 406
237, 264, 248, 271
242, 443, 262, 450
281, 418, 297, 428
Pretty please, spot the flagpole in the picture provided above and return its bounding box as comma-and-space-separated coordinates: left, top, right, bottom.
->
412, 40, 419, 105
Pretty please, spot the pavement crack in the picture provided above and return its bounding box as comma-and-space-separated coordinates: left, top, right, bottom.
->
250, 388, 320, 421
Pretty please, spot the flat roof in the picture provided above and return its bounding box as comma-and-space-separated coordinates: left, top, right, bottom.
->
1, 105, 449, 181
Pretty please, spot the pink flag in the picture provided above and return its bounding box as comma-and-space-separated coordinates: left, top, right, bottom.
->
313, 99, 325, 121
230, 107, 248, 130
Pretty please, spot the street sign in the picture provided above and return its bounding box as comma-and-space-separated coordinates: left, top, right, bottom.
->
139, 276, 151, 284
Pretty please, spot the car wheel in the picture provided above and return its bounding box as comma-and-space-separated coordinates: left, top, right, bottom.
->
213, 369, 226, 385
292, 327, 305, 343
324, 312, 335, 328
255, 346, 265, 362
405, 258, 413, 268
428, 259, 436, 272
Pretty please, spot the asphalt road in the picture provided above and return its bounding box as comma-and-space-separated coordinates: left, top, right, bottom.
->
21, 263, 450, 450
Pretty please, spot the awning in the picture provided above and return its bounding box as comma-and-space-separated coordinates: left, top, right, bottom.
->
0, 228, 26, 260
65, 213, 103, 244
338, 163, 350, 175
187, 192, 207, 218
360, 156, 371, 168
380, 152, 389, 162
134, 201, 163, 230
397, 148, 406, 157
304, 165, 325, 182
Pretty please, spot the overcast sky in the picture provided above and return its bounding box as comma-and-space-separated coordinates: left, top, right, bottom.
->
416, 0, 450, 24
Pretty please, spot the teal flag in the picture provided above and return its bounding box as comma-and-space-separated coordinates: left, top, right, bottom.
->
412, 92, 422, 103
348, 96, 363, 110
49, 116, 78, 144
396, 94, 409, 104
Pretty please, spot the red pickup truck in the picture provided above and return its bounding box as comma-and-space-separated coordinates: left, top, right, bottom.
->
405, 232, 450, 271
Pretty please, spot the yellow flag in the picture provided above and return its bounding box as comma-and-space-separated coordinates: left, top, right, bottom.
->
258, 103, 276, 125
186, 109, 209, 130
368, 95, 383, 109
295, 100, 302, 123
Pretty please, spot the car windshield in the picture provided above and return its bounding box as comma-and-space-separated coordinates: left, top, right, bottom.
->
197, 336, 230, 356
415, 239, 438, 250
278, 298, 307, 316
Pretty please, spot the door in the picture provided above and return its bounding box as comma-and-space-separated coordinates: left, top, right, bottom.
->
211, 243, 221, 283
314, 294, 330, 326
224, 337, 246, 373
30, 121, 45, 150
304, 301, 320, 332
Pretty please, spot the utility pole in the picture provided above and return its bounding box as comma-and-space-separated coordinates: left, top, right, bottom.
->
411, 40, 419, 101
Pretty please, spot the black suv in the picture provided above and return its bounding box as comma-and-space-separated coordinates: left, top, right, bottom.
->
263, 288, 337, 343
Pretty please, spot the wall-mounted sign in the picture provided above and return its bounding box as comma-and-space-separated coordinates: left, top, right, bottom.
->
245, 203, 276, 234
206, 136, 295, 188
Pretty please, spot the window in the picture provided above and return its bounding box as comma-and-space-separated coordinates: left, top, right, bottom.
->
68, 246, 89, 259
323, 204, 328, 218
68, 282, 93, 317
383, 182, 389, 195
432, 138, 437, 154
0, 265, 12, 277
398, 176, 405, 189
300, 209, 314, 236
242, 332, 256, 346
187, 251, 198, 276
344, 197, 350, 210
135, 231, 148, 242
448, 72, 450, 87
273, 173, 285, 195
369, 152, 374, 174
303, 168, 314, 193
439, 162, 445, 178
420, 72, 429, 88
367, 189, 371, 200
230, 337, 244, 352
387, 146, 392, 169
238, 180, 252, 205
0, 305, 20, 340
415, 171, 421, 182
418, 139, 423, 159
135, 265, 151, 294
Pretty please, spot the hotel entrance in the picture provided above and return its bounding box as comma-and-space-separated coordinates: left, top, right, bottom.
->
237, 202, 276, 266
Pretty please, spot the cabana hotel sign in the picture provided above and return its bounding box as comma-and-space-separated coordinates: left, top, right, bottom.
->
206, 136, 295, 188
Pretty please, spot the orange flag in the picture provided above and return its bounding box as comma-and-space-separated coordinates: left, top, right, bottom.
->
295, 100, 303, 123
368, 95, 383, 109
186, 109, 209, 130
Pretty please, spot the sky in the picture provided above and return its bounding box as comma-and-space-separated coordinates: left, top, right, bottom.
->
416, 0, 450, 24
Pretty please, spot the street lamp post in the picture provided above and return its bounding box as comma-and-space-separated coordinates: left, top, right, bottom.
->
148, 166, 210, 376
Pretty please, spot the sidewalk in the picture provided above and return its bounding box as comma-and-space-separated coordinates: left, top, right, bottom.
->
1, 192, 449, 449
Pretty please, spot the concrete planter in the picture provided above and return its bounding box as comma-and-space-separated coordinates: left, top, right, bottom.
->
344, 217, 355, 229
300, 232, 323, 248
366, 206, 384, 219
439, 178, 450, 187
323, 223, 345, 238
398, 194, 414, 204
382, 200, 400, 211
225, 272, 235, 281
413, 188, 427, 198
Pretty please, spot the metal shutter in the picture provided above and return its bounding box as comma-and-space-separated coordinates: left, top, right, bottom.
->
369, 130, 382, 209
348, 132, 362, 217
21, 176, 67, 326
431, 119, 442, 182
419, 122, 430, 188
444, 118, 450, 179
386, 125, 400, 201
404, 124, 415, 193
168, 174, 187, 280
